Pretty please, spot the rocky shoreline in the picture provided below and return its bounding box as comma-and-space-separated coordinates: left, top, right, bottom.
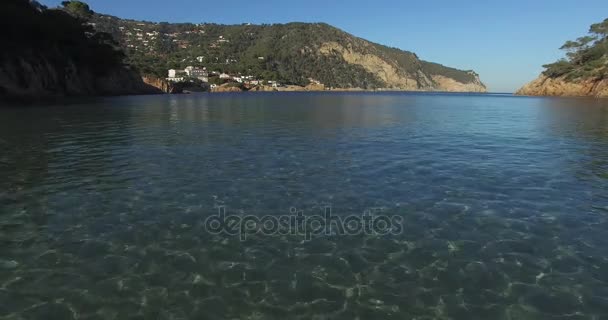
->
0, 57, 164, 102
209, 82, 487, 94
516, 75, 608, 98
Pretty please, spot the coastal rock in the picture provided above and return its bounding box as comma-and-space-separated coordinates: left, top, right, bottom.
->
304, 83, 326, 91
211, 84, 243, 92
0, 51, 162, 100
249, 85, 277, 92
431, 74, 487, 92
142, 76, 182, 94
247, 83, 326, 92
516, 75, 608, 97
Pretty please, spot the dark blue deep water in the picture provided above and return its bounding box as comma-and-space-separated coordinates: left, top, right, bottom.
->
1, 92, 608, 319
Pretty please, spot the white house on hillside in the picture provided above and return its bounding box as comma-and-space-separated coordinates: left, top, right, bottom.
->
184, 66, 208, 82
167, 69, 184, 82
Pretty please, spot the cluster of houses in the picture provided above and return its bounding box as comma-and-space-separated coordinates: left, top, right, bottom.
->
119, 24, 161, 52
167, 66, 208, 82
166, 67, 281, 88
113, 18, 233, 53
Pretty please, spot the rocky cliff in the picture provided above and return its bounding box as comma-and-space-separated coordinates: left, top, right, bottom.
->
0, 52, 162, 99
308, 41, 486, 91
516, 75, 608, 97
142, 76, 182, 94
430, 75, 487, 92
0, 0, 161, 101
318, 42, 429, 90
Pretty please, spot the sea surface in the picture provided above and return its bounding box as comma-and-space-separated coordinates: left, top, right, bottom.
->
1, 92, 608, 319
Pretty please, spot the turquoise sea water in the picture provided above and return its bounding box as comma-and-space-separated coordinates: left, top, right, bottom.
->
1, 92, 608, 319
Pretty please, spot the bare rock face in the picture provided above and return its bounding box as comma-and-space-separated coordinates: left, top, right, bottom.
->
318, 42, 486, 92
142, 76, 182, 94
431, 75, 487, 93
303, 83, 325, 91
319, 42, 426, 90
211, 84, 243, 92
249, 85, 276, 92
517, 75, 608, 98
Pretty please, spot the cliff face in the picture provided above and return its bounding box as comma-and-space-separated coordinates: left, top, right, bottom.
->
317, 42, 486, 92
0, 0, 163, 101
142, 76, 182, 94
0, 52, 162, 99
516, 75, 608, 98
431, 74, 487, 92
319, 42, 430, 90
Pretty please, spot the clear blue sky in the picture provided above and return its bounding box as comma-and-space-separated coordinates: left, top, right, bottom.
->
39, 0, 608, 92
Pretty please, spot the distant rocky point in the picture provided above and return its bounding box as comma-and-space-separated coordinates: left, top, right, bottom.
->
517, 18, 608, 98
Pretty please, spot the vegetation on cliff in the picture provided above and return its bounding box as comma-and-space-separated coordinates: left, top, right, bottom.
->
542, 18, 608, 80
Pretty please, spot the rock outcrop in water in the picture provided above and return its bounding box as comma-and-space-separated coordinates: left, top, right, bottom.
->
517, 17, 608, 98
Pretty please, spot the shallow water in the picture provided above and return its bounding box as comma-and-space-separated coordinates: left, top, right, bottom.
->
1, 92, 608, 319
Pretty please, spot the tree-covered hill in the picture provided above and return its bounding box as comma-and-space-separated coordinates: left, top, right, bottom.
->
76, 4, 485, 91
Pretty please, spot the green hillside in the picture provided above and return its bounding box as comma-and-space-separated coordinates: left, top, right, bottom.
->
77, 4, 484, 90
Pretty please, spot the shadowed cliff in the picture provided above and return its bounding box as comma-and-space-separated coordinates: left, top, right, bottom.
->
0, 0, 162, 101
